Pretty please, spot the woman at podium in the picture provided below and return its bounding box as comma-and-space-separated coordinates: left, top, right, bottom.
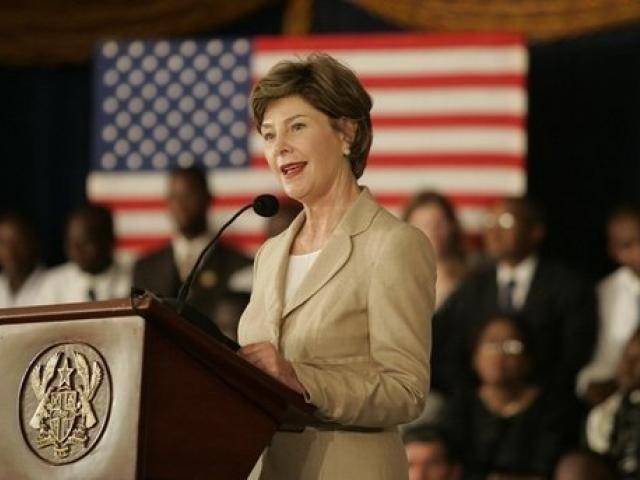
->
238, 53, 436, 480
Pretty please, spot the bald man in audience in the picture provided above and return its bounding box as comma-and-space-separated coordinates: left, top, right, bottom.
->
39, 204, 130, 303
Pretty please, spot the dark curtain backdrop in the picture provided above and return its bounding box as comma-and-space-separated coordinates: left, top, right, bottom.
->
1, 0, 639, 280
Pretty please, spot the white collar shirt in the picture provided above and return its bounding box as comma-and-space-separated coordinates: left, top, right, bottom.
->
577, 266, 640, 395
496, 255, 538, 310
38, 262, 131, 305
0, 267, 48, 308
171, 232, 214, 281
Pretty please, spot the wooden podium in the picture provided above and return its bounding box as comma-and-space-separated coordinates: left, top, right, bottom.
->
0, 294, 314, 479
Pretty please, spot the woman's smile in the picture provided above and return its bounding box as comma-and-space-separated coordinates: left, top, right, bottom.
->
280, 161, 308, 178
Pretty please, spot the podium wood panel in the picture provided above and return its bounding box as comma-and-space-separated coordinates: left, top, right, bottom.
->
0, 296, 314, 480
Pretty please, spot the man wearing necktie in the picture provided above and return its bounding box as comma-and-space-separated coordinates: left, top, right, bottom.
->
433, 197, 597, 396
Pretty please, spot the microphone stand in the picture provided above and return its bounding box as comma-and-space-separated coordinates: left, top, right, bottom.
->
176, 203, 253, 312
143, 194, 277, 351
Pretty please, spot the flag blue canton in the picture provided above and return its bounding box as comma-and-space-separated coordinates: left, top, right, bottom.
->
92, 38, 252, 171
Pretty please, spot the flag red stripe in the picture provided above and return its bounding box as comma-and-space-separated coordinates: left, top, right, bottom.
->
252, 75, 525, 88
250, 153, 523, 168
118, 234, 265, 251
255, 33, 524, 51
360, 74, 525, 88
100, 193, 505, 211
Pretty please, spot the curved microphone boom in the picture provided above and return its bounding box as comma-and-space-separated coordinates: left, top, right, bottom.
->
176, 194, 279, 310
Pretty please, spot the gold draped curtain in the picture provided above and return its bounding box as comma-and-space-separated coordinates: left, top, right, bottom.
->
0, 0, 276, 66
353, 0, 640, 41
3, 0, 640, 65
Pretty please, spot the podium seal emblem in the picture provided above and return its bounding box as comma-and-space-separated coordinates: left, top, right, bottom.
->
19, 343, 111, 465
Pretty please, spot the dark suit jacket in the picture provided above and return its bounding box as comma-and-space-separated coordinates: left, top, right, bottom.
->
432, 259, 598, 394
132, 242, 252, 339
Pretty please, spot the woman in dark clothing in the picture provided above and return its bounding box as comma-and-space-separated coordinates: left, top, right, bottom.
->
443, 315, 579, 480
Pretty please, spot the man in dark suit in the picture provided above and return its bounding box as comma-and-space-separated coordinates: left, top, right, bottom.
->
132, 167, 252, 340
432, 197, 597, 395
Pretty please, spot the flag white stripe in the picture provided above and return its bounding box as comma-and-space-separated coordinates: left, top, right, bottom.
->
112, 205, 490, 241
360, 169, 525, 194
370, 128, 525, 155
89, 167, 523, 199
249, 126, 526, 156
114, 210, 268, 235
368, 88, 525, 115
253, 48, 527, 77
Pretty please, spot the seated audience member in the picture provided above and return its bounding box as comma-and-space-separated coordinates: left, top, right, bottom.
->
586, 328, 640, 479
133, 167, 252, 340
39, 204, 130, 303
443, 315, 579, 480
578, 206, 640, 406
0, 212, 47, 307
403, 425, 463, 480
402, 191, 468, 430
553, 450, 614, 480
403, 191, 469, 309
432, 197, 597, 394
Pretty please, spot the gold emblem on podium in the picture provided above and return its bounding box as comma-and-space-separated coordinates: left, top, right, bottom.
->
19, 343, 111, 465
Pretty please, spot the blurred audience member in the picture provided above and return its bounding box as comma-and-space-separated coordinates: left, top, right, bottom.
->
553, 450, 614, 480
433, 197, 597, 394
443, 315, 579, 480
0, 212, 47, 307
39, 204, 130, 303
403, 425, 462, 480
266, 200, 302, 239
403, 191, 468, 308
132, 167, 252, 340
586, 328, 640, 479
578, 206, 640, 405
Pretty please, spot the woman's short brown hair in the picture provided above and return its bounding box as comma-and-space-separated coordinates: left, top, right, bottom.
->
250, 53, 373, 179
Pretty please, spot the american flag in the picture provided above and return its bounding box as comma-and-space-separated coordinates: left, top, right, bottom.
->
89, 33, 527, 260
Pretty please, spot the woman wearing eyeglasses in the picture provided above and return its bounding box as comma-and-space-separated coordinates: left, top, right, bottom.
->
442, 315, 580, 480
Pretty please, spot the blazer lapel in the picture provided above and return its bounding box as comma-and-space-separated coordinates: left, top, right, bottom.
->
282, 187, 380, 318
264, 212, 304, 341
282, 230, 351, 318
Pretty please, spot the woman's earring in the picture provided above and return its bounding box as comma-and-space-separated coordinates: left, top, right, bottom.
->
343, 146, 351, 156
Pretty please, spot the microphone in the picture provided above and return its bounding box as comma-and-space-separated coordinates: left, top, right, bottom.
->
252, 193, 280, 218
176, 194, 279, 310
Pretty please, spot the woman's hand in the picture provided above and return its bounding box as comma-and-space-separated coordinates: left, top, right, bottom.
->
239, 341, 306, 395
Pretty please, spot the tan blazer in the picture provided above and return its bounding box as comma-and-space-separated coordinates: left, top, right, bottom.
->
239, 188, 436, 480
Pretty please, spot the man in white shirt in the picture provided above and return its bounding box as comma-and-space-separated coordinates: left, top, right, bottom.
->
578, 206, 640, 405
39, 204, 130, 304
132, 167, 252, 340
0, 212, 47, 307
